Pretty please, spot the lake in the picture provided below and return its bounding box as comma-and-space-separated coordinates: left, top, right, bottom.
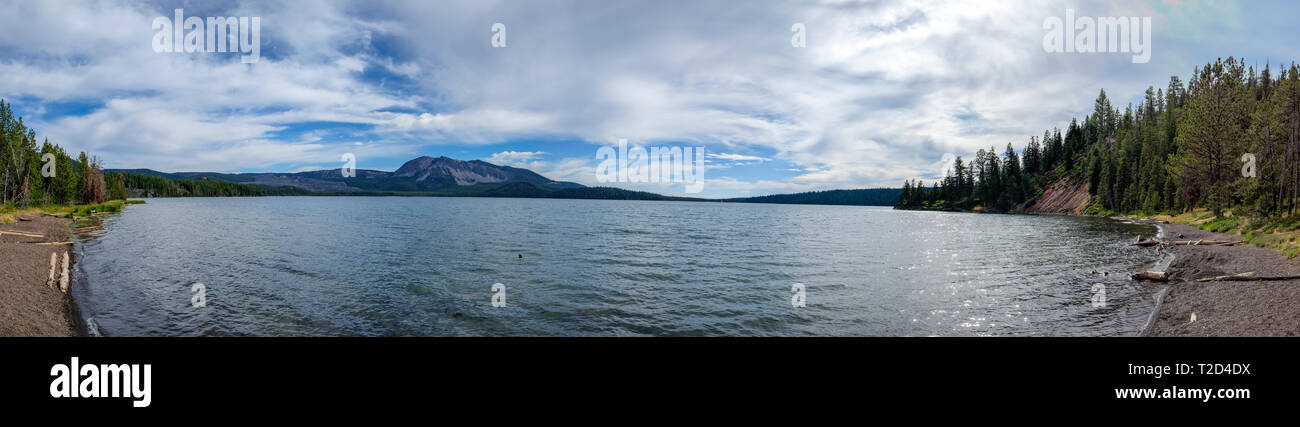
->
70, 197, 1163, 336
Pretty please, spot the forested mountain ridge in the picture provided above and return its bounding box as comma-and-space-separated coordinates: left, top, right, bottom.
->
727, 188, 901, 206
110, 156, 905, 205
898, 57, 1300, 225
109, 155, 585, 194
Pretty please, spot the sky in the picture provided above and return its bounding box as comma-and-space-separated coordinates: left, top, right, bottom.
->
2, 0, 1299, 198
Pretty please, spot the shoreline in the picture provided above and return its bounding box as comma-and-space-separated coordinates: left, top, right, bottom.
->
1126, 218, 1300, 336
0, 215, 82, 336
898, 208, 1300, 336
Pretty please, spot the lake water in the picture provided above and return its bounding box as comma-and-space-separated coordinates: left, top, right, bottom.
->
70, 197, 1163, 336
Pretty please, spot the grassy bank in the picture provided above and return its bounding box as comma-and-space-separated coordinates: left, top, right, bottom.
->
0, 199, 145, 224
1147, 208, 1300, 259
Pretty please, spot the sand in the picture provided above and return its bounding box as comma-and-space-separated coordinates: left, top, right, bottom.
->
1149, 223, 1300, 336
0, 215, 77, 336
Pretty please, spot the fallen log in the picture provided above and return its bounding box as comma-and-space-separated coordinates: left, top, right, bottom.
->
46, 253, 57, 288
1196, 272, 1255, 282
1168, 240, 1239, 246
1131, 237, 1242, 247
0, 230, 44, 238
32, 241, 72, 246
1134, 239, 1161, 247
1195, 272, 1300, 282
59, 252, 69, 293
1131, 270, 1168, 281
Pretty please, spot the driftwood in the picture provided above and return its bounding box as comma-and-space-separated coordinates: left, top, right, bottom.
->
0, 230, 44, 238
1195, 271, 1300, 282
59, 252, 69, 293
46, 253, 57, 288
1131, 238, 1240, 247
1133, 235, 1160, 246
1170, 239, 1239, 246
32, 241, 72, 246
1131, 271, 1168, 281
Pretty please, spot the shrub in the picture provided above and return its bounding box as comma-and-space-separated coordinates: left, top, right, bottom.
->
1199, 216, 1241, 233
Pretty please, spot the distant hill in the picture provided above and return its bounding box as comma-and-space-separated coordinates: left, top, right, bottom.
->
109, 155, 899, 205
108, 155, 585, 195
472, 181, 701, 201
723, 188, 902, 206
390, 156, 581, 189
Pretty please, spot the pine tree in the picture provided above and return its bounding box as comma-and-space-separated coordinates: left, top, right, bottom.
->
1175, 58, 1249, 217
1023, 136, 1041, 176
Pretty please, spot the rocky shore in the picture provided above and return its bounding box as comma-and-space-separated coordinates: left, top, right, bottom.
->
1146, 222, 1300, 336
0, 215, 78, 336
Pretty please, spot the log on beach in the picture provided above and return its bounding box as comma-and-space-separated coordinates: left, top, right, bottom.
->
1194, 272, 1300, 282
46, 253, 57, 288
1131, 271, 1168, 281
1132, 238, 1240, 247
0, 230, 44, 238
59, 252, 69, 293
1170, 239, 1239, 246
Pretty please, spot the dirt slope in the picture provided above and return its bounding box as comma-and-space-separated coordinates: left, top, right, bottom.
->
1019, 176, 1091, 214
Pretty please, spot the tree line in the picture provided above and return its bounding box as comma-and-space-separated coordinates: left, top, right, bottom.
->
898, 57, 1300, 222
2, 98, 277, 206
1, 99, 110, 208
118, 172, 265, 197
898, 118, 1082, 211
727, 188, 901, 206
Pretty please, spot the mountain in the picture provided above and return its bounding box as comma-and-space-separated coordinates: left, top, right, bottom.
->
109, 155, 584, 195
390, 156, 582, 189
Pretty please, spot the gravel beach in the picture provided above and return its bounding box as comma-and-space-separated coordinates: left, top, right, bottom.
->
0, 215, 77, 336
1151, 223, 1300, 336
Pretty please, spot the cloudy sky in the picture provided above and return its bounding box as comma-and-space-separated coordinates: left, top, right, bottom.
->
2, 0, 1298, 198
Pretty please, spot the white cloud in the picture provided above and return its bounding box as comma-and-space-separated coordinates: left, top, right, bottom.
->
529, 157, 597, 185
707, 153, 771, 162
0, 0, 1263, 191
387, 110, 557, 144
486, 150, 549, 166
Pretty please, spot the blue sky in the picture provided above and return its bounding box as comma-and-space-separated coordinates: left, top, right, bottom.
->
2, 0, 1299, 198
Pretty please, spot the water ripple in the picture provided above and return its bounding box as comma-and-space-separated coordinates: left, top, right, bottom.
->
72, 198, 1160, 336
